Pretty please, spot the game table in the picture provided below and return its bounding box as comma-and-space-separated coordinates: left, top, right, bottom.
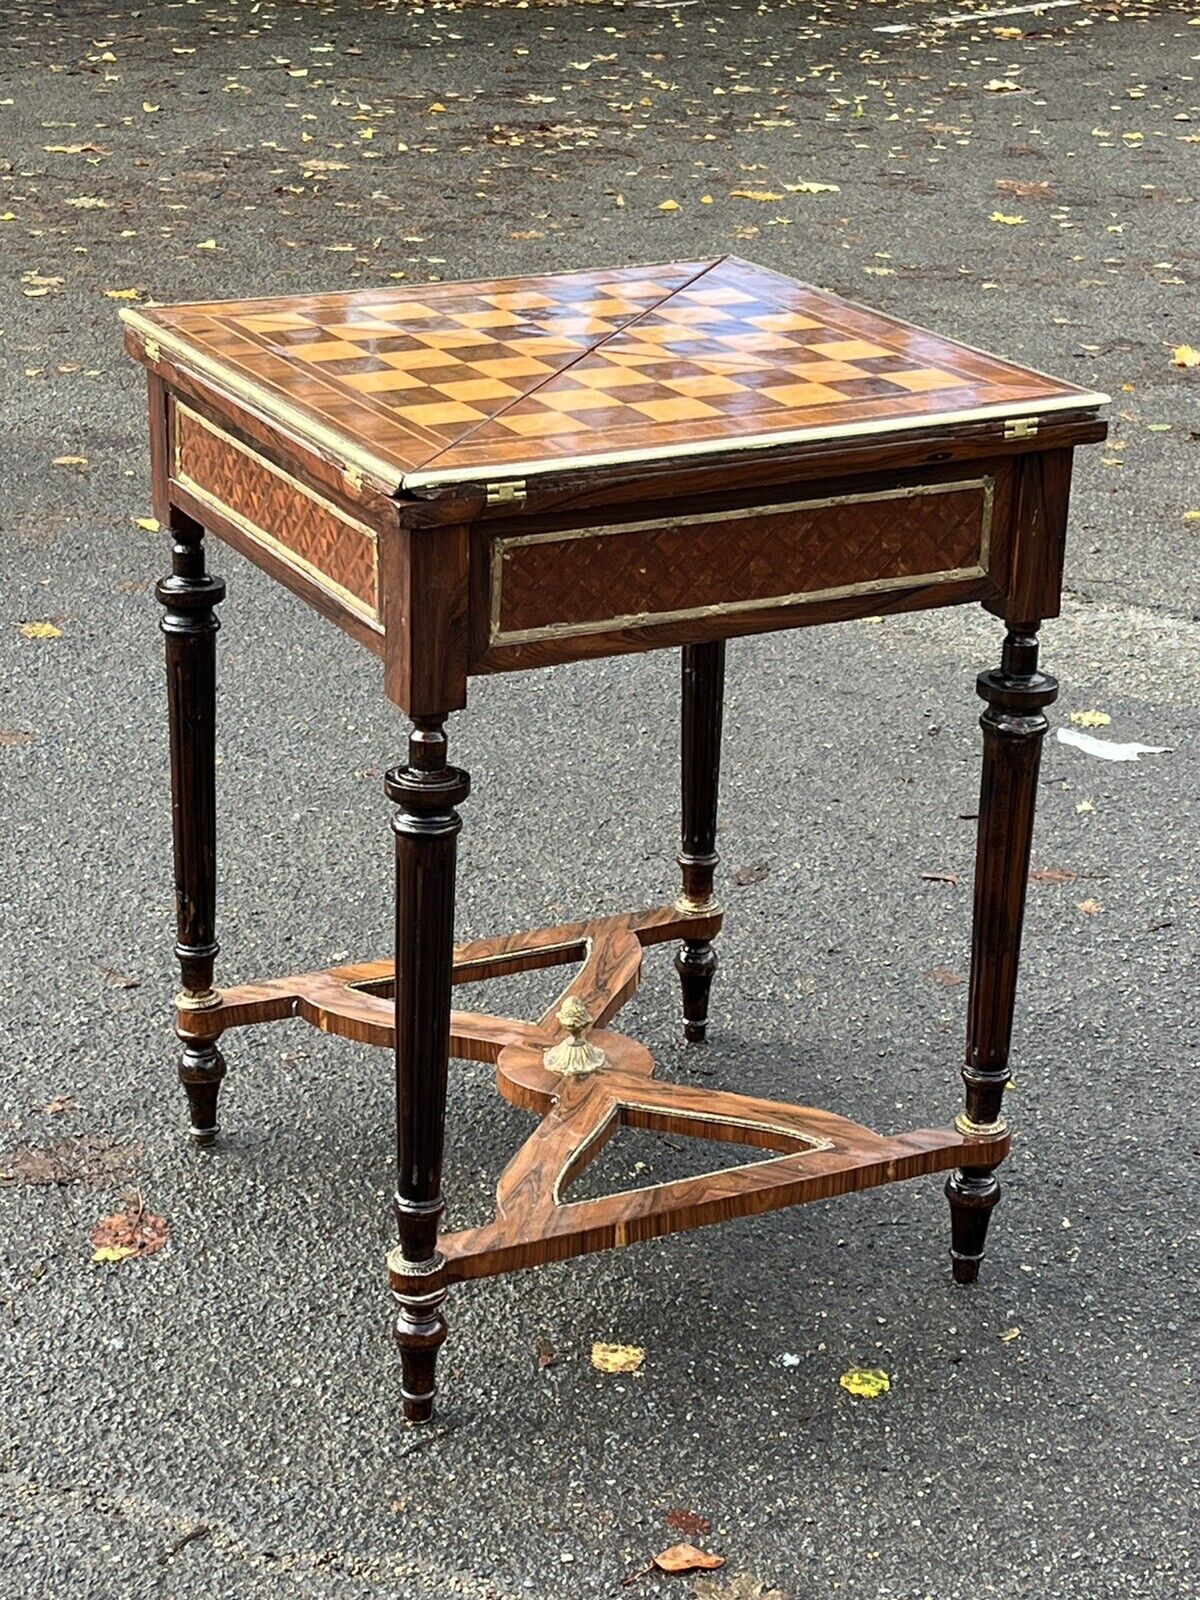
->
123, 256, 1107, 1421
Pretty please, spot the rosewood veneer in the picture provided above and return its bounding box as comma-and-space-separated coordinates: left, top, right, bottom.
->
124, 255, 1107, 1422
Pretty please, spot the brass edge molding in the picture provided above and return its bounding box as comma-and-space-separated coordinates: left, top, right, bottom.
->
402, 392, 1109, 490
121, 309, 404, 494
173, 403, 383, 630
490, 477, 995, 648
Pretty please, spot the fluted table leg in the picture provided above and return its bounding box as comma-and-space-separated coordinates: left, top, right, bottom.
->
947, 625, 1057, 1283
675, 640, 726, 1042
387, 717, 469, 1423
157, 511, 226, 1146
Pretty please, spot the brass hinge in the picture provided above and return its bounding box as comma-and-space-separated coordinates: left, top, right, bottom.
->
1003, 416, 1039, 441
486, 478, 527, 508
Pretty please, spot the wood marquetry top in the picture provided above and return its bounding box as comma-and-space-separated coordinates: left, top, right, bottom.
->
124, 256, 1106, 493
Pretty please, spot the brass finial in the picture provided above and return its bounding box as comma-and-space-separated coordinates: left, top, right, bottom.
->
542, 996, 608, 1077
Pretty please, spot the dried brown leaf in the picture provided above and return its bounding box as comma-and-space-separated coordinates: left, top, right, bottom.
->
89, 1201, 168, 1263
652, 1542, 725, 1575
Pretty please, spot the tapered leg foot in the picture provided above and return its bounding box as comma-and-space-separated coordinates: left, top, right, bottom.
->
393, 1271, 448, 1424
178, 1038, 226, 1148
945, 1167, 1001, 1284
675, 939, 717, 1043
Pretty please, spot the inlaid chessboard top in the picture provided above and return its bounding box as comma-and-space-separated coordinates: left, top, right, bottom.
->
124, 256, 1106, 493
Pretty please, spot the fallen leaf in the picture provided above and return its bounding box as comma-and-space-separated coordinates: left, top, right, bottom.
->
920, 871, 959, 886
734, 860, 771, 887
1029, 867, 1076, 884
658, 199, 680, 211
785, 180, 840, 194
42, 1095, 77, 1115
89, 1199, 168, 1263
132, 516, 160, 533
1171, 345, 1199, 369
927, 966, 962, 988
53, 454, 89, 469
97, 963, 141, 990
19, 621, 62, 639
428, 101, 446, 113
839, 1366, 890, 1398
999, 1326, 1021, 1342
535, 1336, 555, 1371
694, 1578, 789, 1600
730, 188, 785, 201
1184, 510, 1200, 523
1076, 898, 1103, 916
195, 238, 217, 250
66, 196, 108, 209
996, 179, 1052, 197
1070, 709, 1111, 728
653, 1543, 725, 1575
983, 79, 1021, 93
0, 729, 35, 747
990, 212, 1026, 226
665, 1509, 712, 1538
103, 288, 142, 300
591, 1342, 644, 1374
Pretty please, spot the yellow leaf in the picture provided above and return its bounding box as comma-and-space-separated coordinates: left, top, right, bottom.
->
0, 212, 15, 221
730, 188, 784, 201
658, 199, 679, 211
20, 621, 63, 639
53, 455, 89, 468
652, 1543, 725, 1575
699, 193, 713, 204
1183, 510, 1200, 522
428, 101, 446, 113
104, 288, 141, 300
92, 1244, 137, 1263
983, 79, 1020, 93
196, 239, 217, 250
142, 102, 160, 113
66, 196, 108, 209
1070, 709, 1111, 728
1000, 1326, 1021, 1342
990, 212, 1026, 225
1170, 345, 1200, 369
839, 1366, 890, 1398
785, 180, 840, 194
993, 25, 1023, 37
591, 1342, 644, 1374
133, 516, 160, 533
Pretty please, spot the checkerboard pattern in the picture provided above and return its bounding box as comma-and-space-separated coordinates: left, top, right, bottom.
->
136, 257, 1096, 487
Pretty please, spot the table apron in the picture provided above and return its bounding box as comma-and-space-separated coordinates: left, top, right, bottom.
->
473, 471, 1003, 670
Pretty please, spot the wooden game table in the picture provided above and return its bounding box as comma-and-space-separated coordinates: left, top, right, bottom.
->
123, 256, 1107, 1422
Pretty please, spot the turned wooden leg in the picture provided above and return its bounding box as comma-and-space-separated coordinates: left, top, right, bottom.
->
157, 511, 226, 1147
387, 717, 469, 1423
676, 640, 725, 1042
947, 625, 1057, 1283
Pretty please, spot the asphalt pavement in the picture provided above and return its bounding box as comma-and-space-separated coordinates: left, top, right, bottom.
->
1, 1, 1197, 1596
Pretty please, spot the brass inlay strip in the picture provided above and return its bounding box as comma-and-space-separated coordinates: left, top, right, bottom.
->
404, 393, 1108, 490
125, 306, 1106, 496
124, 309, 404, 491
490, 477, 994, 648
172, 403, 383, 631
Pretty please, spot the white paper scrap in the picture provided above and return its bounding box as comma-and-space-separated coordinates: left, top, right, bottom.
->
1056, 727, 1171, 763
